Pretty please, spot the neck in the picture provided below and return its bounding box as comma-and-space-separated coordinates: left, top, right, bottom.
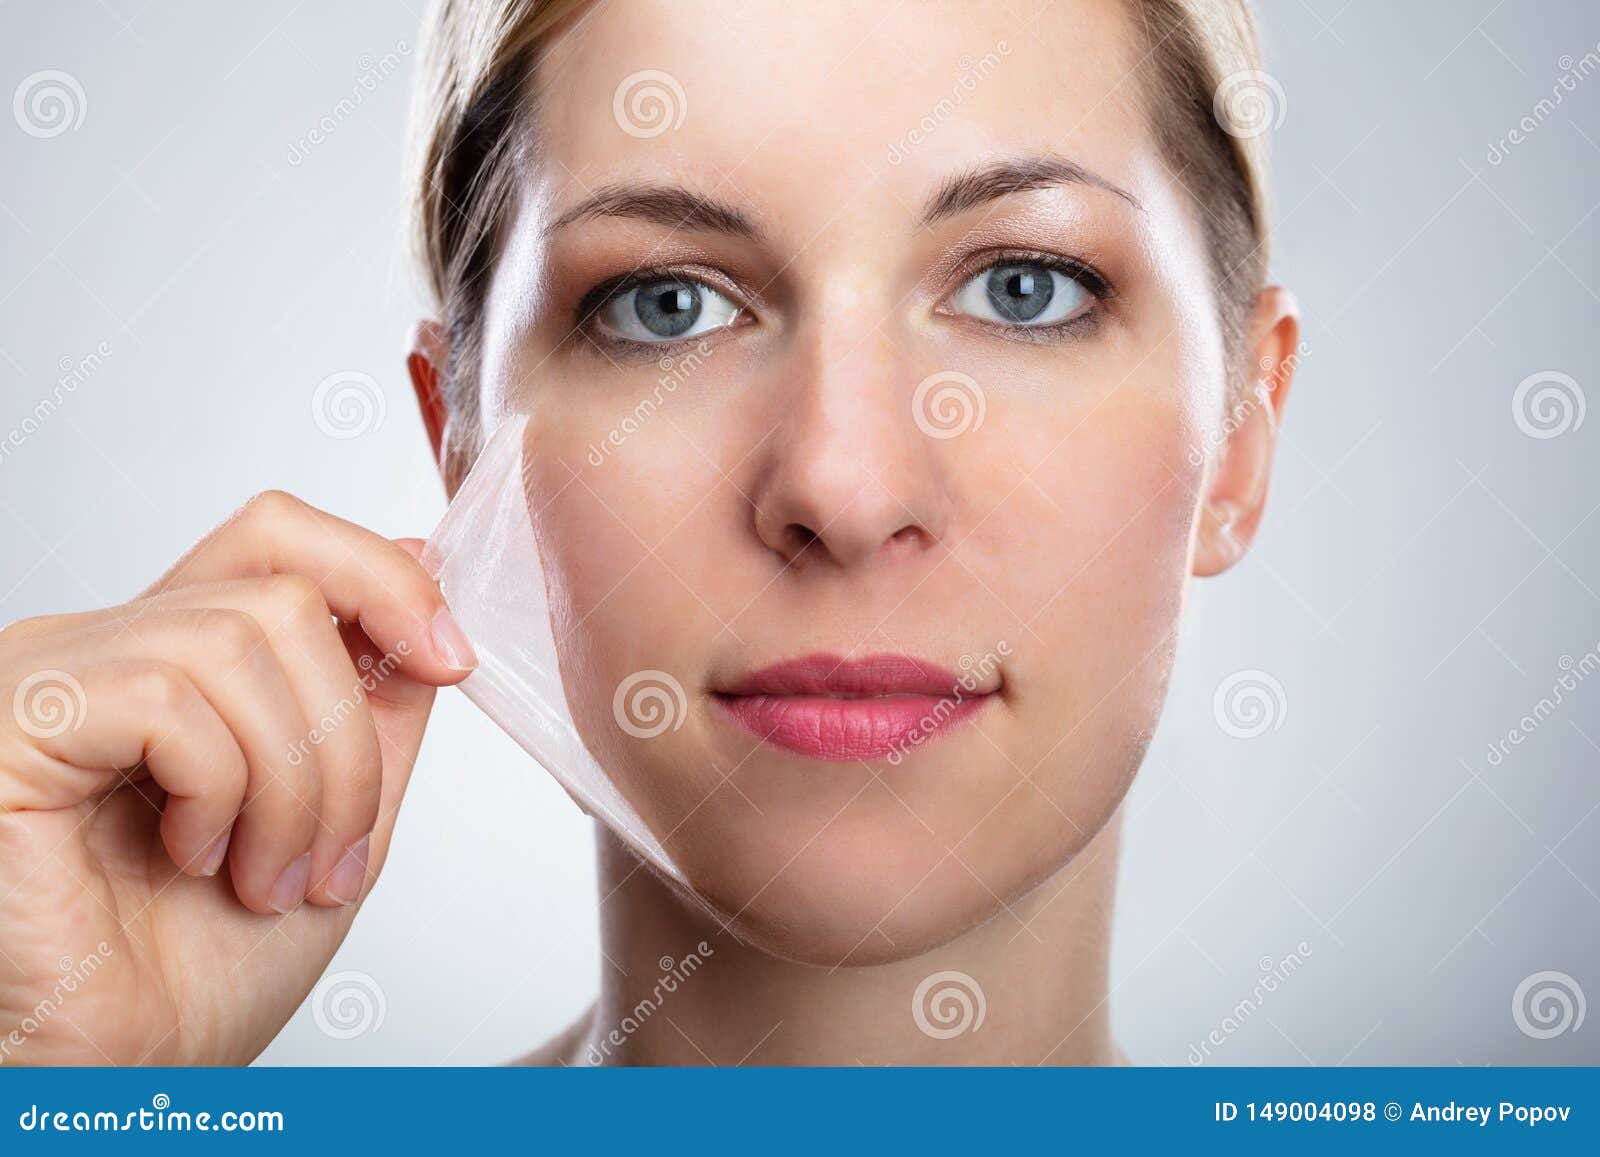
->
573, 814, 1123, 1066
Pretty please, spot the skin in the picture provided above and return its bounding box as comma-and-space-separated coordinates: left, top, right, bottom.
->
0, 0, 1295, 1066
0, 495, 476, 1064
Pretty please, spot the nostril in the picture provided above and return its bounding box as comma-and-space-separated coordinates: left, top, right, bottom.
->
781, 524, 820, 564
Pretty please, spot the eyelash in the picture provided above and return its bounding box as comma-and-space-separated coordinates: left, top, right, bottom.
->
574, 266, 748, 356
942, 248, 1114, 342
571, 250, 1115, 354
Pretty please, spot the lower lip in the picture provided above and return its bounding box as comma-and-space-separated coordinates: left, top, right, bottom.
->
714, 692, 991, 761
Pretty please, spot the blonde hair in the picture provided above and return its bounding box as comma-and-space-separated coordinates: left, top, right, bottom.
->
1135, 0, 1271, 366
409, 0, 1270, 436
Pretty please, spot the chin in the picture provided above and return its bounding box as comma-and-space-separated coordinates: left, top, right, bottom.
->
653, 776, 1086, 968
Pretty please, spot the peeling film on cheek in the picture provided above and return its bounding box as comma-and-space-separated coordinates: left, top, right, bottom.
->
422, 414, 698, 898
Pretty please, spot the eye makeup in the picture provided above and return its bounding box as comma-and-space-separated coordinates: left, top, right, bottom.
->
572, 263, 755, 358
560, 241, 1118, 359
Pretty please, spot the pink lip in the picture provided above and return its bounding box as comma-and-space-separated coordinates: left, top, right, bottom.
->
713, 653, 996, 761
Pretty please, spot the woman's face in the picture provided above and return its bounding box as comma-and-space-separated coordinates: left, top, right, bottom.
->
465, 0, 1248, 963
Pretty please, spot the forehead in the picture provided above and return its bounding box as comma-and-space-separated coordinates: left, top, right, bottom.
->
531, 0, 1156, 218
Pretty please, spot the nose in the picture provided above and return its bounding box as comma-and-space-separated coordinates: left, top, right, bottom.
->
749, 335, 953, 572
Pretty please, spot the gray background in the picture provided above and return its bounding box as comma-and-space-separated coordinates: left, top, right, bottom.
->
0, 1, 1595, 1065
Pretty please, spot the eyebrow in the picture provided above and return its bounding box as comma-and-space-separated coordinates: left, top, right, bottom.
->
921, 156, 1140, 224
543, 155, 1138, 240
546, 182, 761, 239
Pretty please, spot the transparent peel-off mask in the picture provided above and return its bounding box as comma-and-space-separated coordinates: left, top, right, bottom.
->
422, 414, 695, 894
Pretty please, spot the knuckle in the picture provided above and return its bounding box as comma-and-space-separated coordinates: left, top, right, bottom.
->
196, 607, 267, 662
350, 734, 384, 810
242, 488, 304, 525
258, 573, 328, 632
124, 661, 189, 716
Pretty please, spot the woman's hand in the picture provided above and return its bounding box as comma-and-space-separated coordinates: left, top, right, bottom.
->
0, 490, 474, 1065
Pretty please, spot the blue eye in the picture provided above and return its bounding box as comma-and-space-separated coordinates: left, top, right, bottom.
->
595, 277, 742, 342
950, 261, 1092, 327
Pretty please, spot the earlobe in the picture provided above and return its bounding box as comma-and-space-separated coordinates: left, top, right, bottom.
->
407, 318, 452, 478
1192, 286, 1300, 578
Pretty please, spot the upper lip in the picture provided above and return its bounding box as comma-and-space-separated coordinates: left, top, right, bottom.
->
716, 653, 998, 699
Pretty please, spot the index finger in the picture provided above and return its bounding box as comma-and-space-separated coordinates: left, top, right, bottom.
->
148, 489, 476, 686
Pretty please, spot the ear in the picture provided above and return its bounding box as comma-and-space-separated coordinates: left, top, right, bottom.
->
407, 319, 454, 486
1192, 286, 1300, 578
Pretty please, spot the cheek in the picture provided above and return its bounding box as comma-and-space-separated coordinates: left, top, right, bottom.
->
523, 383, 729, 625
962, 369, 1205, 652
513, 386, 741, 814
962, 379, 1203, 799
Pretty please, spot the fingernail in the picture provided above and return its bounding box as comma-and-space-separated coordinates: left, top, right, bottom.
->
201, 827, 232, 876
326, 835, 370, 906
268, 852, 311, 914
431, 607, 478, 671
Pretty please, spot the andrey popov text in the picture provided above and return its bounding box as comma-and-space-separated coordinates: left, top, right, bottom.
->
1215, 1101, 1573, 1127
